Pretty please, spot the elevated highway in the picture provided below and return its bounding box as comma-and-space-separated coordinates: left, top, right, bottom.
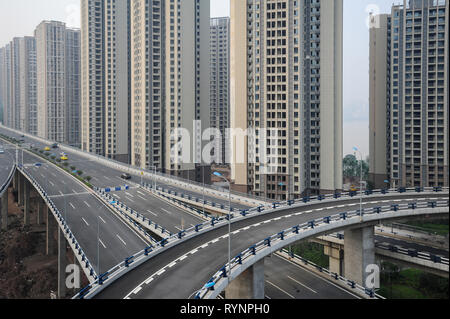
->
87, 192, 447, 299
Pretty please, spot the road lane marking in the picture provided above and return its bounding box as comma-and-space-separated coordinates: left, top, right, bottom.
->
99, 239, 107, 249
69, 202, 75, 209
84, 201, 91, 208
99, 216, 106, 224
287, 276, 317, 294
145, 278, 154, 285
81, 218, 89, 227
266, 280, 295, 299
147, 210, 158, 217
117, 235, 127, 246
161, 208, 172, 215
168, 262, 177, 268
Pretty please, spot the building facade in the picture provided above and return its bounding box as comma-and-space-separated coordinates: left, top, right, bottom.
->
81, 0, 130, 163
369, 0, 448, 188
210, 17, 230, 165
130, 0, 211, 183
230, 0, 343, 199
35, 21, 80, 144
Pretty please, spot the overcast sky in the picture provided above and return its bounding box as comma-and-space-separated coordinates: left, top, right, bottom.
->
0, 0, 400, 159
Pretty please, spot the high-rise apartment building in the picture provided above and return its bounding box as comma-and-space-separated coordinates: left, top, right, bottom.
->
81, 0, 130, 163
35, 21, 80, 144
17, 37, 38, 135
1, 37, 38, 134
369, 0, 448, 189
130, 0, 164, 171
130, 0, 211, 182
210, 17, 230, 165
230, 0, 343, 199
65, 29, 81, 146
0, 44, 12, 128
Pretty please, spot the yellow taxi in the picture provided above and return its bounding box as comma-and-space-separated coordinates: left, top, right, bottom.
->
61, 155, 68, 161
44, 147, 51, 151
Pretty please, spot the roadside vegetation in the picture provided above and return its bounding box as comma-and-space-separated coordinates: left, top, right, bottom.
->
378, 262, 449, 299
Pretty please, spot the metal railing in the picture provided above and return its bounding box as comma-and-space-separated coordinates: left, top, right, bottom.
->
0, 125, 267, 205
322, 233, 449, 266
95, 186, 172, 240
73, 195, 448, 299
276, 249, 385, 299
195, 200, 449, 299
0, 164, 16, 197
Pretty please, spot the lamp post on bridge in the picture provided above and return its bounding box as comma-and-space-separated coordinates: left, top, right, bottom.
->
353, 146, 364, 222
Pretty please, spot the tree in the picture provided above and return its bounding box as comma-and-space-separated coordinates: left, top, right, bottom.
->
343, 154, 369, 180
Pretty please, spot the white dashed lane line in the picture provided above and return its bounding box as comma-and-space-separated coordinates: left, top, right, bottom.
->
81, 218, 90, 227
116, 235, 127, 246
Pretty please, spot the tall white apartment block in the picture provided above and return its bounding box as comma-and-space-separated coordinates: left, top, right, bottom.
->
130, 0, 164, 170
18, 37, 38, 135
210, 17, 230, 165
130, 0, 211, 182
65, 29, 81, 146
81, 0, 130, 163
230, 0, 343, 199
370, 0, 448, 188
35, 21, 80, 144
164, 0, 211, 182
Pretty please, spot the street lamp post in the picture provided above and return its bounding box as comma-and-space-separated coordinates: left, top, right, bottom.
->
353, 147, 364, 222
213, 171, 231, 283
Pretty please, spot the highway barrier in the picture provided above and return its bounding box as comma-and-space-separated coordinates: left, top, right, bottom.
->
195, 200, 449, 299
73, 197, 448, 299
0, 164, 16, 197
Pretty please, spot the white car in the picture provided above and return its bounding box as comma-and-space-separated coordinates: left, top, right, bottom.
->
0, 148, 4, 154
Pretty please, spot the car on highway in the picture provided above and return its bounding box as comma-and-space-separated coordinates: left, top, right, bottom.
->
51, 143, 58, 149
44, 147, 51, 151
61, 155, 68, 161
121, 173, 132, 180
0, 148, 4, 154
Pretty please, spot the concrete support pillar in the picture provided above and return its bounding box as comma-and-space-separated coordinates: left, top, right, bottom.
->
18, 173, 24, 206
24, 180, 30, 226
12, 170, 18, 191
58, 227, 67, 299
344, 226, 375, 287
324, 244, 344, 276
1, 191, 8, 231
225, 259, 265, 299
37, 198, 44, 225
46, 207, 57, 255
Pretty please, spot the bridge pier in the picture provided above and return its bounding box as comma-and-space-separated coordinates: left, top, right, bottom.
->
37, 198, 45, 225
17, 173, 24, 206
1, 190, 8, 231
46, 207, 57, 256
58, 227, 67, 299
225, 259, 265, 299
24, 180, 31, 226
344, 226, 376, 287
324, 244, 344, 276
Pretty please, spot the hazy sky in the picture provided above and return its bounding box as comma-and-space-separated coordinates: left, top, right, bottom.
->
0, 0, 399, 159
